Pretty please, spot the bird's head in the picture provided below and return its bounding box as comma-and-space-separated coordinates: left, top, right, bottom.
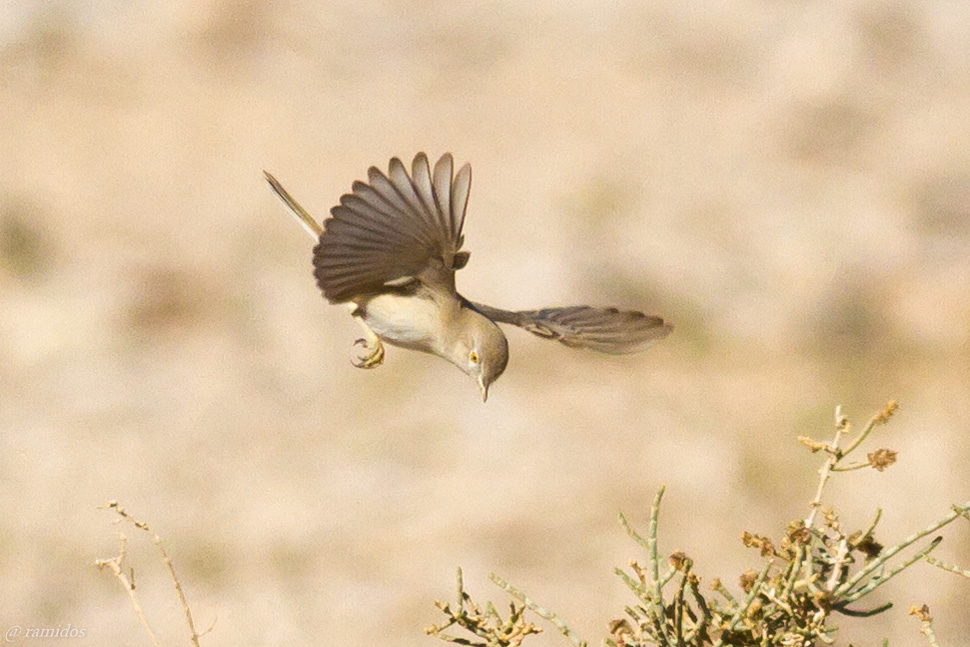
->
449, 309, 509, 402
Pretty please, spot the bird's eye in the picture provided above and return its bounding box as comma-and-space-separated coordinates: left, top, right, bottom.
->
470, 351, 479, 364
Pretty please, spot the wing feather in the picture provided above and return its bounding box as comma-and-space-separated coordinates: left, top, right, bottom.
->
311, 153, 471, 302
410, 153, 438, 219
345, 184, 439, 251
433, 154, 454, 241
451, 163, 471, 243
469, 303, 672, 354
387, 158, 435, 232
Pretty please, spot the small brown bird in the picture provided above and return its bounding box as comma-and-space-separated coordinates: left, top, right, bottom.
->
264, 153, 671, 401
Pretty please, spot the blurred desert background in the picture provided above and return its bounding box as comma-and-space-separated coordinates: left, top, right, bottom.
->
2, 1, 969, 645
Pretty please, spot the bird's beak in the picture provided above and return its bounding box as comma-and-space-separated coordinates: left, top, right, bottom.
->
478, 375, 489, 402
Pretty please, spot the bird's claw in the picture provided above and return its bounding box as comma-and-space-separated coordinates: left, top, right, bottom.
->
352, 338, 385, 369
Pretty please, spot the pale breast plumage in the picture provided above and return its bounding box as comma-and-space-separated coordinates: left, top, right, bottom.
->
358, 293, 441, 351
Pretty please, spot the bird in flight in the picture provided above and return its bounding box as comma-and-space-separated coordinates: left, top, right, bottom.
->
264, 153, 671, 401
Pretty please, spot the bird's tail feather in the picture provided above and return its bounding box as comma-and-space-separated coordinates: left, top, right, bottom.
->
263, 171, 323, 240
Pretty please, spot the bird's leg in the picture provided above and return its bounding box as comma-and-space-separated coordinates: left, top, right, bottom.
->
351, 317, 385, 369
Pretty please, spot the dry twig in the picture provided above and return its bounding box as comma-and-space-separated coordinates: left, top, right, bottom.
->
97, 501, 211, 646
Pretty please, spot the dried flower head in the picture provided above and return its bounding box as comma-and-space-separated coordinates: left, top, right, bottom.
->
874, 400, 899, 424
669, 551, 690, 571
868, 449, 898, 471
739, 569, 758, 593
908, 604, 932, 622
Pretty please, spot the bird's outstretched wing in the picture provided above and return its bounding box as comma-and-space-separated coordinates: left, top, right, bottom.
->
469, 303, 672, 354
312, 152, 471, 303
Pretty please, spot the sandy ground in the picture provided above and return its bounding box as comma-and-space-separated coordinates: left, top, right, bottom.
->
2, 1, 969, 645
